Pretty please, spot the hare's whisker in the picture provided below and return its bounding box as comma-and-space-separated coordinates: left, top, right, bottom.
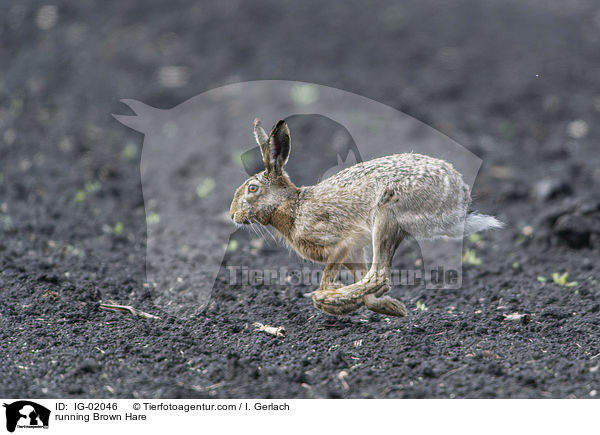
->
258, 225, 275, 246
262, 226, 278, 245
251, 223, 260, 238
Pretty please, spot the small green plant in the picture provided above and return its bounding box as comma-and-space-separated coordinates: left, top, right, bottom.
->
196, 178, 215, 198
121, 143, 138, 160
231, 150, 248, 166
290, 83, 319, 105
85, 181, 101, 194
114, 222, 124, 236
74, 181, 101, 203
416, 300, 428, 311
462, 249, 482, 266
146, 212, 160, 225
498, 120, 514, 138
512, 262, 520, 269
537, 276, 547, 283
65, 244, 84, 257
74, 190, 87, 202
226, 239, 239, 252
467, 233, 482, 244
552, 272, 578, 288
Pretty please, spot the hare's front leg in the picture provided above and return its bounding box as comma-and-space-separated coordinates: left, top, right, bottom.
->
312, 245, 366, 315
313, 209, 407, 317
343, 248, 368, 282
318, 245, 350, 290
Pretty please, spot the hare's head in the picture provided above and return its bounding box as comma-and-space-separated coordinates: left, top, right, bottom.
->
230, 119, 298, 226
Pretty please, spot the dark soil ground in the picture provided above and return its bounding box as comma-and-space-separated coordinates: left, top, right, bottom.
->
1, 0, 600, 398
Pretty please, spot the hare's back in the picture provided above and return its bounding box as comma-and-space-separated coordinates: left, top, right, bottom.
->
323, 153, 464, 192
298, 153, 469, 243
321, 153, 470, 231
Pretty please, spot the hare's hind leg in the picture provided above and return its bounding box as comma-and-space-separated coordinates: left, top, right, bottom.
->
312, 209, 407, 317
364, 293, 406, 317
362, 210, 407, 316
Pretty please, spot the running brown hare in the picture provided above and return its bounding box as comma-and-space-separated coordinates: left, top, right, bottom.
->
230, 119, 503, 317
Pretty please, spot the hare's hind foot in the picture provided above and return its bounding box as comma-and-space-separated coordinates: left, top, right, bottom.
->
313, 208, 407, 317
363, 294, 407, 317
312, 274, 389, 316
312, 288, 364, 315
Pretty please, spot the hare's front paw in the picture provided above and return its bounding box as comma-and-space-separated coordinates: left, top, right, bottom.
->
312, 288, 364, 315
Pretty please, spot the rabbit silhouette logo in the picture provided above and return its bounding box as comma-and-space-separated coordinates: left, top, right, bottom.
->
3, 401, 50, 432
114, 80, 485, 315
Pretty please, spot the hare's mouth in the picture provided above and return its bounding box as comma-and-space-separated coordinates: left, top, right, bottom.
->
231, 212, 251, 225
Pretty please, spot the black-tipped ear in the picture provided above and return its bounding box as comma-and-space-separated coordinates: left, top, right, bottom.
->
269, 120, 291, 174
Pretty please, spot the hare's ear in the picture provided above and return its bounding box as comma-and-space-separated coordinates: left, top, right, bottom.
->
268, 120, 291, 174
254, 119, 272, 172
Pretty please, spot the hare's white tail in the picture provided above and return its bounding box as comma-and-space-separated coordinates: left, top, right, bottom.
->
464, 212, 504, 235
410, 211, 503, 240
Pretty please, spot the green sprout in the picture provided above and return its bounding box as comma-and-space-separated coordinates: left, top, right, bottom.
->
75, 181, 101, 202
114, 222, 124, 236
537, 276, 547, 283
462, 249, 482, 266
85, 181, 101, 194
416, 300, 428, 311
74, 190, 87, 202
512, 262, 520, 269
65, 244, 84, 257
498, 120, 514, 138
290, 84, 319, 105
551, 272, 578, 288
196, 178, 215, 198
146, 212, 160, 225
121, 143, 138, 160
231, 150, 247, 166
467, 233, 482, 244
226, 239, 239, 252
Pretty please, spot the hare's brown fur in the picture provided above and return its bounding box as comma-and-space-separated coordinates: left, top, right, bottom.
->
230, 119, 502, 316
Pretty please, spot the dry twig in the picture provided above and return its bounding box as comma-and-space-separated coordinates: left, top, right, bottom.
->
99, 303, 161, 320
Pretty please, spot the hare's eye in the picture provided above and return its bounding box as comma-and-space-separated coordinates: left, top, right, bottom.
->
248, 184, 259, 193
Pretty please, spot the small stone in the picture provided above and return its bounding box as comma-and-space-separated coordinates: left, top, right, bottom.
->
504, 312, 531, 324
490, 166, 511, 179
250, 238, 264, 250
566, 120, 589, 139
482, 350, 500, 359
36, 5, 58, 30
521, 226, 534, 236
157, 66, 189, 88
3, 129, 16, 145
